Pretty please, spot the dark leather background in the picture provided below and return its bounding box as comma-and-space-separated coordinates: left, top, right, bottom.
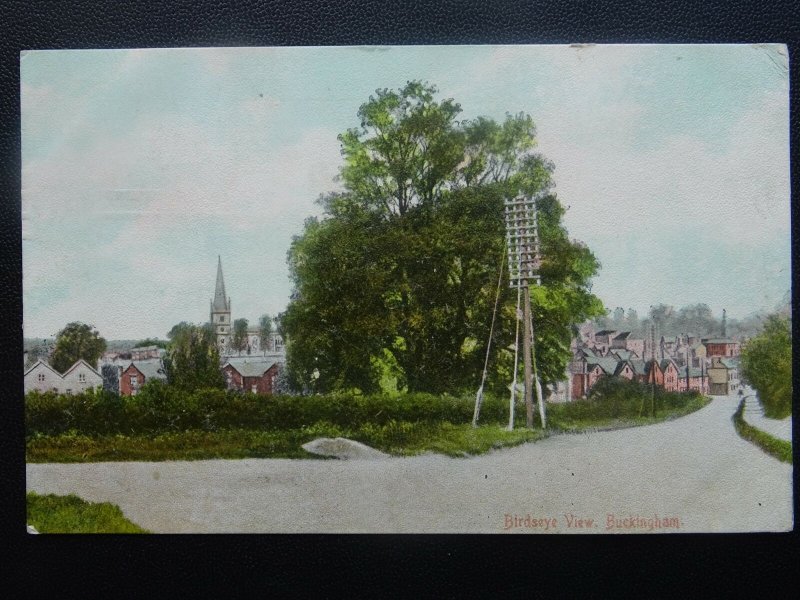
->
2, 0, 797, 596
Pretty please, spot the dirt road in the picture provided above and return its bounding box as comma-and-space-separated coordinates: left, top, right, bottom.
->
26, 394, 793, 533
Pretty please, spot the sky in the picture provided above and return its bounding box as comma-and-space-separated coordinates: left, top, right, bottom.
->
21, 44, 790, 340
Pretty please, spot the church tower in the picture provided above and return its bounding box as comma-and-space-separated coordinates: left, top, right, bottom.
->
210, 256, 231, 352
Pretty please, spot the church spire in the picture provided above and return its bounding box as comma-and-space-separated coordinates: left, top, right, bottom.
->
213, 255, 230, 312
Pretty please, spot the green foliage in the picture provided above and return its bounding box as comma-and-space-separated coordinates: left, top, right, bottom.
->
163, 323, 224, 392
27, 492, 149, 533
549, 377, 709, 429
26, 386, 507, 437
732, 399, 792, 463
232, 318, 249, 353
50, 322, 106, 374
135, 338, 168, 349
739, 315, 792, 419
283, 81, 603, 394
259, 314, 274, 344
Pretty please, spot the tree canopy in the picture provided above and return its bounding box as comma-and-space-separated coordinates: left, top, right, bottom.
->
740, 315, 792, 419
281, 81, 604, 394
232, 318, 249, 353
51, 322, 107, 373
163, 322, 224, 392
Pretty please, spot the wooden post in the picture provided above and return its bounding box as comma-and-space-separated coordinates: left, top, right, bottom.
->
523, 285, 534, 429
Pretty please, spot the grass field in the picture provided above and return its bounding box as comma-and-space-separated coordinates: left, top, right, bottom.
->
27, 492, 149, 533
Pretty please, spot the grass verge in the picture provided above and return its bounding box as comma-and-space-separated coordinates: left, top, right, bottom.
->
27, 422, 547, 462
732, 399, 792, 464
27, 491, 149, 533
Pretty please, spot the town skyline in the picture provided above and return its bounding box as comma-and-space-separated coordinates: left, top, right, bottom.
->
22, 45, 790, 340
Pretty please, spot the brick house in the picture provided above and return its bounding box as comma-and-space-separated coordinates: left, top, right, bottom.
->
641, 359, 664, 387
222, 358, 280, 394
120, 360, 167, 396
129, 345, 163, 361
702, 338, 740, 358
610, 331, 644, 358
677, 365, 708, 394
659, 358, 681, 392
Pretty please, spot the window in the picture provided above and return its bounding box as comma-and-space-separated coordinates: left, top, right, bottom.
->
78, 373, 86, 383
66, 389, 72, 395
38, 373, 45, 382
131, 375, 138, 387
219, 315, 225, 323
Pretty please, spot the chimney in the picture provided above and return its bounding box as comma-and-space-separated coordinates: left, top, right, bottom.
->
721, 308, 727, 338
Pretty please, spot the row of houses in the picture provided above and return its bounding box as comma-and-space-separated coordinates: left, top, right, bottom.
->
24, 359, 103, 395
566, 327, 742, 399
583, 329, 740, 365
24, 354, 283, 397
569, 347, 740, 398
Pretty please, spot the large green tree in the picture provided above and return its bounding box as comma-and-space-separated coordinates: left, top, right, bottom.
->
50, 322, 107, 374
282, 81, 604, 394
740, 315, 792, 418
163, 322, 224, 392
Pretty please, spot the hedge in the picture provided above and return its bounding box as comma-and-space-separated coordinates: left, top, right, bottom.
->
26, 381, 510, 437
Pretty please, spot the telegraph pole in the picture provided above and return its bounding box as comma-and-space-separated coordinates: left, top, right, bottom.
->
505, 193, 546, 429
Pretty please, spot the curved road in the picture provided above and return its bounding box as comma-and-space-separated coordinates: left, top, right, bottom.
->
27, 392, 793, 533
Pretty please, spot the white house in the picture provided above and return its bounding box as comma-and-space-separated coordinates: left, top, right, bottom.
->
61, 359, 103, 394
24, 360, 64, 394
24, 358, 103, 395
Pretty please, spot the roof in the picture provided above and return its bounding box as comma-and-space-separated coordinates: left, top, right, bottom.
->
224, 358, 279, 378
678, 366, 704, 378
660, 358, 678, 372
587, 357, 620, 375
124, 360, 166, 381
613, 331, 631, 340
629, 360, 648, 376
62, 359, 102, 378
702, 338, 738, 344
610, 349, 633, 360
720, 358, 739, 370
613, 360, 636, 376
23, 359, 61, 378
594, 330, 617, 337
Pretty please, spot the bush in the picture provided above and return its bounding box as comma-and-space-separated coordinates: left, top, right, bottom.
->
740, 315, 792, 419
549, 376, 704, 425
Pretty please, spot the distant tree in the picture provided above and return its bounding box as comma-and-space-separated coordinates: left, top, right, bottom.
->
167, 322, 193, 340
51, 322, 107, 374
101, 364, 120, 394
612, 307, 625, 327
624, 308, 640, 336
271, 364, 296, 395
259, 314, 274, 348
134, 338, 168, 349
740, 315, 792, 419
163, 323, 224, 392
232, 318, 249, 354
